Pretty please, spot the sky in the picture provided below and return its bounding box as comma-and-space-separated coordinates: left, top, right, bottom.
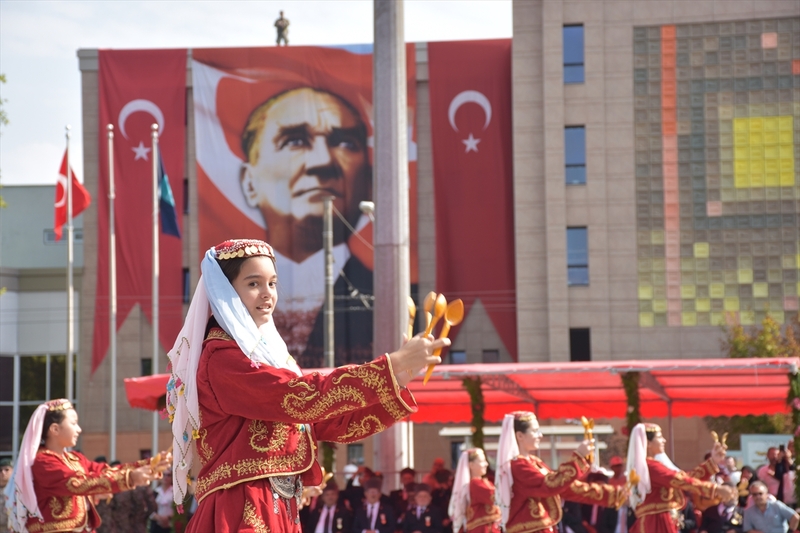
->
0, 0, 512, 186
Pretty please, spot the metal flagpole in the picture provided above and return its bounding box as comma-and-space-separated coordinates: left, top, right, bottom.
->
151, 123, 160, 457
108, 124, 117, 460
66, 125, 75, 403
323, 196, 334, 368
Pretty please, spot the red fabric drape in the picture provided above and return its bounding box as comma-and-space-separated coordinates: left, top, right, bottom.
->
94, 49, 187, 374
428, 40, 517, 360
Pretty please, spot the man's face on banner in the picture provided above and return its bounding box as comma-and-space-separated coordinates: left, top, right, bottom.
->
241, 87, 370, 261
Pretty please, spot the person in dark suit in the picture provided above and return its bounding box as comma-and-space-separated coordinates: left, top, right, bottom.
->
353, 478, 396, 533
403, 484, 444, 533
390, 468, 417, 518
305, 481, 354, 533
699, 482, 743, 533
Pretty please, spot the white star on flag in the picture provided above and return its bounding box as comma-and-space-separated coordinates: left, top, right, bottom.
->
132, 141, 151, 161
462, 133, 480, 153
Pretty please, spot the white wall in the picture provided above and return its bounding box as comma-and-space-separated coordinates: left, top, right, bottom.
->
0, 290, 19, 353
17, 290, 79, 354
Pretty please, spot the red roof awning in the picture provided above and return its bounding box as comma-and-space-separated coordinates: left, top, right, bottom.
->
124, 358, 798, 423
124, 374, 169, 411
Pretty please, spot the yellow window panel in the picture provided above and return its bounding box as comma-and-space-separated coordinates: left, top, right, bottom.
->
749, 132, 763, 145
653, 299, 667, 313
764, 132, 779, 145
755, 172, 769, 187
695, 298, 711, 312
763, 117, 778, 131
681, 312, 697, 326
711, 312, 725, 326
681, 285, 696, 299
764, 173, 778, 187
735, 160, 749, 174
638, 285, 653, 299
724, 297, 740, 311
780, 144, 795, 157
710, 283, 725, 298
779, 131, 793, 144
753, 282, 769, 298
740, 310, 755, 325
779, 172, 795, 187
693, 242, 709, 258
738, 269, 753, 284
778, 116, 793, 130
750, 145, 765, 159
764, 145, 779, 159
651, 230, 665, 245
749, 117, 763, 131
734, 146, 749, 160
733, 118, 749, 132
765, 159, 779, 172
639, 312, 654, 327
783, 255, 797, 269
780, 158, 795, 172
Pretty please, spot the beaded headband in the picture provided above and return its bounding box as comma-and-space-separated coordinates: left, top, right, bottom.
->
511, 410, 536, 422
46, 399, 73, 412
214, 239, 275, 261
644, 423, 661, 434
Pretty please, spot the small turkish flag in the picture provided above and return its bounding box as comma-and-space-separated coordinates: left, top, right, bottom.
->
54, 149, 91, 241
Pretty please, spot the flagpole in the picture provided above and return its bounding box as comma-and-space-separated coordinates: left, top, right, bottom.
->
66, 125, 75, 403
151, 124, 160, 458
107, 124, 117, 460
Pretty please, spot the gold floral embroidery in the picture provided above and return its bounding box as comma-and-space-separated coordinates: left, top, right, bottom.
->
249, 421, 290, 453
243, 500, 270, 533
48, 496, 73, 519
281, 384, 366, 420
198, 428, 214, 465
196, 431, 311, 499
333, 364, 408, 422
67, 475, 113, 494
506, 496, 561, 533
27, 495, 87, 533
543, 463, 578, 488
206, 329, 232, 341
340, 415, 386, 440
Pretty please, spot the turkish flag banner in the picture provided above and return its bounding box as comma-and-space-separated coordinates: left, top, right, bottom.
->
94, 49, 186, 374
428, 39, 517, 360
54, 149, 92, 240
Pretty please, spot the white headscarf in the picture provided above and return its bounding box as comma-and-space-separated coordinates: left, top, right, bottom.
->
495, 414, 519, 528
626, 423, 652, 509
5, 401, 69, 533
449, 449, 473, 532
166, 244, 302, 506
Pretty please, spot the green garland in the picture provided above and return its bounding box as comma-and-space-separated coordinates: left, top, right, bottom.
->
621, 372, 641, 434
322, 441, 335, 475
786, 370, 800, 504
462, 376, 485, 451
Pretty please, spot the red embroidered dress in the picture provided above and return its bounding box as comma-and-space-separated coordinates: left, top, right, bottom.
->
186, 328, 417, 533
629, 458, 720, 533
26, 450, 141, 533
465, 478, 501, 533
505, 453, 624, 533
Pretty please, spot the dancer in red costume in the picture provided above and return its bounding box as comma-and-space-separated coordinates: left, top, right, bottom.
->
625, 423, 735, 533
449, 448, 501, 533
4, 399, 166, 533
495, 411, 627, 533
165, 239, 449, 533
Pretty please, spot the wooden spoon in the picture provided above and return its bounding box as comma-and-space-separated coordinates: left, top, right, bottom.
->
423, 298, 463, 385
407, 296, 417, 340
425, 294, 447, 336
422, 291, 437, 333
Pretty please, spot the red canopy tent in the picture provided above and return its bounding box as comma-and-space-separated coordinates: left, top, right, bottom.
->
125, 357, 797, 422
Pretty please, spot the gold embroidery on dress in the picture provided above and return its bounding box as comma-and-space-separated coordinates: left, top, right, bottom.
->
67, 475, 113, 494
341, 416, 386, 440
243, 500, 271, 533
198, 428, 214, 465
249, 421, 290, 453
506, 497, 561, 533
281, 384, 366, 420
48, 496, 73, 519
27, 495, 87, 533
206, 329, 233, 341
543, 463, 578, 488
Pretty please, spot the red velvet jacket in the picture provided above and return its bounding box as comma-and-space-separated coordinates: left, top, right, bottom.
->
632, 458, 719, 520
506, 453, 624, 533
193, 328, 417, 502
466, 478, 501, 532
26, 450, 141, 533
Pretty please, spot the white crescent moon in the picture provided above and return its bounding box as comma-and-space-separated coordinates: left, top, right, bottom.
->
118, 99, 165, 139
448, 90, 492, 132
54, 174, 67, 208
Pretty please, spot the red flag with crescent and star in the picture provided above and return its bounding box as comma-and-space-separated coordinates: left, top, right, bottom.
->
53, 149, 92, 240
93, 49, 186, 374
428, 39, 517, 361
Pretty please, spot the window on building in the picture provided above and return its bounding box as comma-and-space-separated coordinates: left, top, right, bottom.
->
183, 178, 189, 214
449, 350, 467, 365
567, 227, 589, 285
182, 268, 191, 304
141, 358, 152, 376
565, 126, 586, 185
347, 443, 364, 466
563, 25, 585, 84
569, 328, 591, 362
482, 350, 499, 364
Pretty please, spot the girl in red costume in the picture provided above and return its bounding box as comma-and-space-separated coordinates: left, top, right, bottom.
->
4, 399, 166, 533
626, 422, 735, 533
165, 239, 449, 533
495, 411, 627, 533
449, 448, 501, 533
